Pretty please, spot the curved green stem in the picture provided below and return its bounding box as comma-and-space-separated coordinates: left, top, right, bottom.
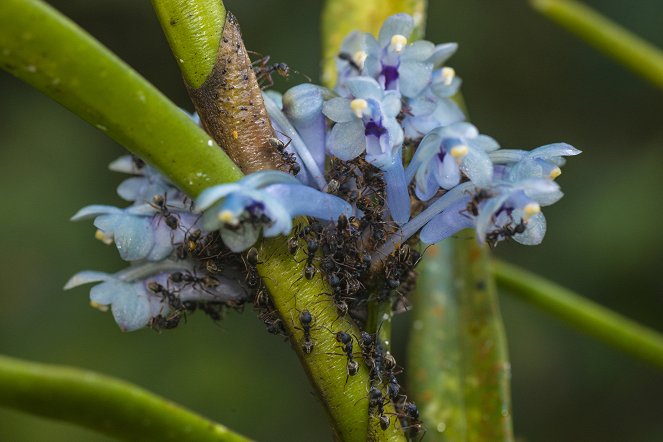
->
408, 238, 514, 442
531, 0, 663, 91
0, 354, 251, 442
0, 0, 243, 196
151, 0, 226, 89
494, 260, 663, 370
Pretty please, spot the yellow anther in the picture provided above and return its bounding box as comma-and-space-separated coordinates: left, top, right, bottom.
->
353, 51, 368, 69
390, 34, 408, 53
89, 301, 109, 312
218, 210, 237, 225
450, 144, 469, 162
350, 98, 368, 118
523, 203, 541, 221
550, 167, 562, 179
94, 229, 113, 245
441, 67, 455, 86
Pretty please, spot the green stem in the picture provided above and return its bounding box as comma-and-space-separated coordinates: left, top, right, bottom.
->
0, 0, 243, 197
151, 0, 226, 89
531, 0, 663, 91
0, 354, 251, 442
493, 259, 663, 370
408, 238, 514, 442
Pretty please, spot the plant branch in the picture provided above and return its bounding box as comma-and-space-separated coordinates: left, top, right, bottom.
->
0, 354, 251, 442
494, 259, 663, 370
531, 0, 663, 91
0, 0, 243, 196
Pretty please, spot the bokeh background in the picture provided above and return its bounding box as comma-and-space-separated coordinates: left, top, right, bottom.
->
1, 0, 661, 440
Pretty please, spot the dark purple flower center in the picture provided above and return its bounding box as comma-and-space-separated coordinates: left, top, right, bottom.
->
365, 121, 387, 138
382, 65, 399, 89
246, 201, 270, 224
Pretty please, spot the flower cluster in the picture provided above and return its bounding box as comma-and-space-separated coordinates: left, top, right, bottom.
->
69, 14, 580, 332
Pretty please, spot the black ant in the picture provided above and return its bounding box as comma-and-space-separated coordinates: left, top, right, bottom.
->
462, 188, 493, 218
242, 247, 262, 289
150, 194, 180, 230
252, 54, 311, 88
268, 136, 300, 175
486, 218, 527, 248
149, 312, 182, 331
147, 281, 184, 311
333, 331, 359, 380
367, 385, 390, 431
301, 239, 318, 280
292, 309, 314, 354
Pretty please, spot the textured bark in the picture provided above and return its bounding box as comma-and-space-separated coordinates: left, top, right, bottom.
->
186, 12, 286, 174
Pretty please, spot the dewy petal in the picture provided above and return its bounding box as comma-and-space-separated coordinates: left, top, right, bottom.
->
378, 14, 414, 46
434, 153, 461, 189
460, 147, 493, 187
71, 205, 123, 221
419, 198, 474, 244
383, 159, 411, 225
220, 223, 261, 253
147, 221, 176, 261
382, 91, 402, 117
264, 183, 352, 223
427, 42, 458, 67
322, 97, 354, 123
195, 183, 243, 211
401, 41, 435, 62
111, 282, 152, 332
64, 271, 112, 290
96, 214, 154, 261
399, 61, 433, 98
511, 178, 562, 206
476, 193, 510, 241
346, 76, 383, 100
468, 134, 500, 153
513, 212, 547, 245
431, 76, 461, 98
529, 142, 581, 159
328, 120, 367, 161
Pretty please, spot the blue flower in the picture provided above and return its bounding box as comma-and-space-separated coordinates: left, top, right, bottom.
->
490, 142, 582, 181
420, 178, 562, 246
196, 171, 352, 251
401, 90, 465, 140
406, 122, 497, 201
71, 202, 200, 261
323, 77, 410, 224
65, 261, 247, 332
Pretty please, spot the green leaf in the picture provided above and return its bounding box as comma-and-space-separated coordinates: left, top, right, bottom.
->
531, 0, 663, 91
494, 259, 663, 370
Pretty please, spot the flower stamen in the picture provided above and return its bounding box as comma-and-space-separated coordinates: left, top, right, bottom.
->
523, 202, 541, 221
350, 98, 369, 119
390, 34, 408, 53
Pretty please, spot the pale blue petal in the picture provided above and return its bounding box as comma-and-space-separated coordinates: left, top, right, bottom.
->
111, 283, 152, 332
489, 149, 528, 163
90, 280, 122, 305
399, 61, 433, 98
108, 156, 140, 174
263, 90, 283, 109
146, 222, 175, 261
64, 271, 112, 290
195, 184, 242, 211
529, 142, 581, 159
460, 148, 493, 187
322, 97, 354, 123
382, 91, 402, 117
71, 205, 123, 221
406, 130, 441, 182
364, 54, 381, 78
513, 212, 547, 245
468, 134, 500, 152
240, 170, 300, 189
476, 193, 510, 241
434, 153, 461, 189
96, 214, 154, 261
383, 160, 410, 225
265, 184, 352, 223
378, 14, 414, 46
346, 76, 383, 100
283, 84, 328, 171
328, 120, 366, 161
401, 41, 435, 62
420, 199, 473, 244
414, 169, 438, 201
431, 76, 461, 98
427, 43, 458, 67
220, 224, 261, 252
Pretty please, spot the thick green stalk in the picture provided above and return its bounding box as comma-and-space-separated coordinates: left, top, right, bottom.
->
152, 2, 403, 440
494, 260, 663, 370
531, 0, 663, 91
0, 0, 243, 196
0, 354, 250, 442
151, 0, 226, 89
408, 237, 514, 442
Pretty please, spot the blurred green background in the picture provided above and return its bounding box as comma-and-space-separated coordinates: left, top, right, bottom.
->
1, 0, 661, 440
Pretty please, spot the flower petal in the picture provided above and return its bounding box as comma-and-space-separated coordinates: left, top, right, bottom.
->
399, 61, 433, 98
111, 282, 152, 332
427, 43, 458, 67
420, 199, 474, 244
346, 76, 383, 100
378, 14, 414, 46
195, 184, 243, 211
322, 97, 354, 123
513, 212, 547, 245
383, 159, 411, 225
71, 205, 123, 221
328, 120, 367, 161
64, 271, 112, 290
220, 224, 261, 252
460, 147, 493, 187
